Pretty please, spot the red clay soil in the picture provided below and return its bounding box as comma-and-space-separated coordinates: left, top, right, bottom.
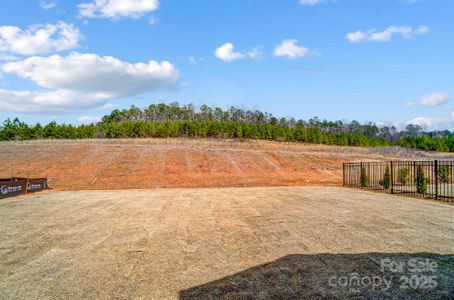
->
0, 138, 450, 190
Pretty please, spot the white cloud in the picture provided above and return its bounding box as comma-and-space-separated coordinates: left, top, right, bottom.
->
78, 115, 101, 123
215, 43, 245, 62
418, 92, 449, 106
78, 0, 159, 20
0, 53, 179, 113
2, 53, 179, 97
299, 0, 324, 5
214, 43, 262, 62
0, 89, 106, 113
40, 1, 57, 9
407, 117, 431, 127
406, 117, 453, 130
0, 22, 80, 57
346, 25, 429, 43
273, 39, 312, 58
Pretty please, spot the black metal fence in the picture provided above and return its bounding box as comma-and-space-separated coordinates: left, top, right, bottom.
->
343, 160, 454, 201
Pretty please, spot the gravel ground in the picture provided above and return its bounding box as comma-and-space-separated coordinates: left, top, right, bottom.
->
0, 186, 453, 299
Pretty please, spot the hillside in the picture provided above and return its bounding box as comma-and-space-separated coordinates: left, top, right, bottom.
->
1, 138, 452, 190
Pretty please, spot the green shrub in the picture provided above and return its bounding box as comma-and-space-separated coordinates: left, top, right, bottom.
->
382, 166, 391, 189
397, 167, 410, 185
415, 165, 428, 194
360, 167, 369, 188
438, 165, 452, 183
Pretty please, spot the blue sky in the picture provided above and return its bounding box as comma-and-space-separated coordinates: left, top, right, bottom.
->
0, 0, 453, 130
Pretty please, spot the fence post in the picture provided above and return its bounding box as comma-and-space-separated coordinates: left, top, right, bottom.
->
390, 161, 394, 194
434, 160, 438, 200
413, 161, 416, 197
343, 163, 345, 187
360, 162, 363, 189
25, 177, 29, 195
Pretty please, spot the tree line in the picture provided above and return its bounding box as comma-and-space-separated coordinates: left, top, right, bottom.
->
1, 102, 454, 152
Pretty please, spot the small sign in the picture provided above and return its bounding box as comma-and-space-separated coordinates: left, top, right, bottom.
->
0, 179, 27, 199
0, 178, 48, 199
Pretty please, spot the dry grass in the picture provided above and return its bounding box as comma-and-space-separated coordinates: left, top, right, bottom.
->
0, 186, 453, 299
3, 137, 454, 158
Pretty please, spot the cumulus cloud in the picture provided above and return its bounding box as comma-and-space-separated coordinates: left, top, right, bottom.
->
407, 117, 432, 128
406, 92, 449, 107
215, 43, 245, 62
2, 53, 179, 97
0, 22, 80, 57
0, 89, 106, 113
273, 39, 316, 58
299, 0, 324, 5
0, 53, 179, 113
78, 115, 101, 123
418, 92, 449, 106
215, 43, 261, 62
78, 0, 159, 20
346, 25, 429, 43
406, 117, 453, 130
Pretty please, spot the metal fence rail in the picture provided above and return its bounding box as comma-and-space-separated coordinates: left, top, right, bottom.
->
343, 160, 454, 201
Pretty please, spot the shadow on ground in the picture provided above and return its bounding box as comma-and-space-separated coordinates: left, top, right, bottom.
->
180, 253, 453, 299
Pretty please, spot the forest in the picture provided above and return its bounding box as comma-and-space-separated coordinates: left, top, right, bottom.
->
1, 102, 453, 152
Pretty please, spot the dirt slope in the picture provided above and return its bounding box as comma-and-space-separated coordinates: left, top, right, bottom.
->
0, 138, 451, 190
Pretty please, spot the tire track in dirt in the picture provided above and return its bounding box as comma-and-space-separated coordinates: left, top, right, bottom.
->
137, 148, 162, 189
261, 153, 281, 170
62, 145, 100, 179
159, 148, 167, 175
85, 146, 124, 188
163, 149, 193, 187
131, 146, 146, 175
264, 153, 285, 170
184, 150, 193, 173
224, 152, 249, 184
95, 146, 144, 188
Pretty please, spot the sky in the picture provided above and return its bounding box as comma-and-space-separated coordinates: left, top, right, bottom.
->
0, 0, 453, 130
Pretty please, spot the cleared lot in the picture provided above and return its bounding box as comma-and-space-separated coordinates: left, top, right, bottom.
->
0, 186, 453, 299
1, 139, 451, 190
